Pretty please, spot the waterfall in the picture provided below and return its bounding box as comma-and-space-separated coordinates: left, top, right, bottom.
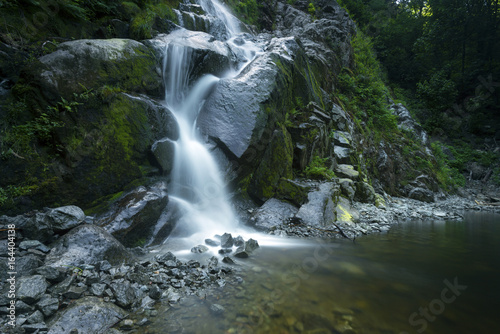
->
161, 0, 251, 244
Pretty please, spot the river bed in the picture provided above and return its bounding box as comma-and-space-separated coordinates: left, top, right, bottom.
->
130, 211, 500, 333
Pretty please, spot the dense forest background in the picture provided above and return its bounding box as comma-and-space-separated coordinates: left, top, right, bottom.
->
339, 0, 500, 140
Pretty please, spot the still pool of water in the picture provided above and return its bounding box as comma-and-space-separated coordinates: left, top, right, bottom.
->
134, 211, 500, 333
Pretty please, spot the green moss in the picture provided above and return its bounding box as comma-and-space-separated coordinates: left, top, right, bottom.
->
304, 156, 335, 180
249, 127, 294, 201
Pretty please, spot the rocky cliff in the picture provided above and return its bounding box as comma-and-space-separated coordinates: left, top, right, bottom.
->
1, 0, 442, 236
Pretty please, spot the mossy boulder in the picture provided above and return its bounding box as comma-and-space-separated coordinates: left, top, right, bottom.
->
335, 197, 360, 225
354, 181, 377, 204
198, 37, 323, 183
248, 128, 294, 202
15, 39, 162, 104
275, 178, 312, 207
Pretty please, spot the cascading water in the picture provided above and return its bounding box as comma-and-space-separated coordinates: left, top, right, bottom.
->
160, 0, 256, 246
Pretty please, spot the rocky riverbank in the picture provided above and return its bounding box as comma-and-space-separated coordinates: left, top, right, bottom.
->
0, 207, 252, 334
2, 182, 499, 333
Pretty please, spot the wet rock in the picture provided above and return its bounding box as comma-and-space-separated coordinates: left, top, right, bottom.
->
245, 239, 260, 253
146, 29, 234, 80
45, 224, 133, 268
355, 182, 377, 204
248, 128, 294, 202
19, 240, 43, 251
233, 247, 249, 258
35, 266, 67, 283
29, 39, 162, 102
119, 319, 134, 330
0, 211, 53, 242
210, 303, 225, 315
154, 251, 177, 264
63, 286, 87, 299
251, 198, 298, 231
49, 275, 76, 296
205, 238, 220, 247
218, 248, 232, 255
332, 131, 352, 147
198, 37, 312, 163
17, 275, 48, 304
233, 236, 245, 247
15, 300, 35, 314
390, 102, 429, 145
110, 281, 136, 309
335, 197, 360, 226
47, 206, 86, 233
222, 257, 235, 264
220, 233, 234, 248
23, 322, 48, 332
208, 256, 219, 268
148, 285, 162, 300
191, 245, 209, 253
47, 296, 128, 334
26, 310, 44, 324
97, 182, 169, 248
334, 146, 352, 164
97, 260, 113, 272
151, 138, 176, 174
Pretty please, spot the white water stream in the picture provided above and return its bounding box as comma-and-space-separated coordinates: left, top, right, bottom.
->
159, 0, 264, 250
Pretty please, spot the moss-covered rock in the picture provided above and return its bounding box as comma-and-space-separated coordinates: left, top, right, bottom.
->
335, 197, 360, 225
248, 128, 294, 202
275, 178, 311, 206
15, 39, 162, 104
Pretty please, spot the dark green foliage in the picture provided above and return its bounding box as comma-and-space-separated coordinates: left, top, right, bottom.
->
338, 0, 500, 138
336, 32, 397, 133
225, 0, 260, 26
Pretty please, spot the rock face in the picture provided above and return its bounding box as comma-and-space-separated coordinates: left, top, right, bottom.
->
45, 224, 133, 268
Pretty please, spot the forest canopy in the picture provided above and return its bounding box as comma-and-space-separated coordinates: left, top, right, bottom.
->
339, 0, 500, 137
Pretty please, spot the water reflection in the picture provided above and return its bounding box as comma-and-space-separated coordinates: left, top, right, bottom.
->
133, 211, 500, 333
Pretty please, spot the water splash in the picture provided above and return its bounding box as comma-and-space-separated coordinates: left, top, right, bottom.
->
159, 0, 264, 248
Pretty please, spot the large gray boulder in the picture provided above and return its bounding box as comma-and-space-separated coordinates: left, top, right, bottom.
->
96, 182, 169, 247
26, 39, 162, 102
198, 36, 321, 171
47, 206, 86, 233
251, 198, 299, 231
296, 182, 340, 227
45, 224, 133, 268
47, 297, 127, 334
